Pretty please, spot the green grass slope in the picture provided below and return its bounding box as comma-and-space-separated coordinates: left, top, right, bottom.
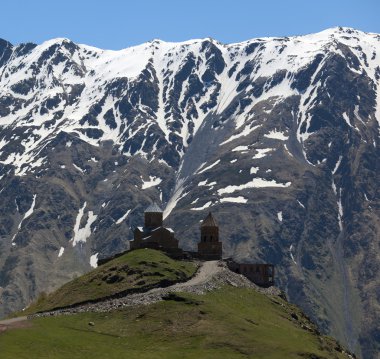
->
1, 287, 350, 359
23, 249, 197, 314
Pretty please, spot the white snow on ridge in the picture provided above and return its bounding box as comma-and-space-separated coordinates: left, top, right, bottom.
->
220, 124, 261, 145
198, 179, 217, 187
163, 178, 187, 219
71, 202, 97, 246
11, 194, 37, 244
333, 156, 342, 174
289, 244, 297, 265
250, 166, 259, 174
90, 253, 98, 268
252, 148, 274, 159
217, 178, 291, 195
2, 27, 379, 178
337, 197, 343, 232
197, 159, 220, 174
342, 112, 354, 128
73, 163, 85, 173
190, 201, 213, 211
284, 144, 293, 157
232, 145, 249, 152
116, 209, 131, 224
297, 200, 305, 209
58, 247, 64, 258
220, 196, 248, 204
277, 211, 283, 222
264, 130, 289, 141
17, 194, 37, 230
141, 176, 162, 189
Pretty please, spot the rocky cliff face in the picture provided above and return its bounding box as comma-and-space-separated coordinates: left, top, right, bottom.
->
0, 27, 379, 358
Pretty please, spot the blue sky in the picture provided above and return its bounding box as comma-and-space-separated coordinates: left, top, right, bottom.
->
1, 0, 379, 49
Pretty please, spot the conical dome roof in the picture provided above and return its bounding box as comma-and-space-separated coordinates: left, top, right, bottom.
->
201, 212, 218, 227
144, 202, 163, 213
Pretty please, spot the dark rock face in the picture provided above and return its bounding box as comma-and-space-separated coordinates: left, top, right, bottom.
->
0, 28, 379, 358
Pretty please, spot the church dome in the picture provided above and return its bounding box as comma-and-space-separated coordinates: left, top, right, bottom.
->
144, 202, 163, 213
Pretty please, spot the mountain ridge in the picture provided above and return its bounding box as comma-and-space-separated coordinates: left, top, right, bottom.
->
0, 27, 379, 358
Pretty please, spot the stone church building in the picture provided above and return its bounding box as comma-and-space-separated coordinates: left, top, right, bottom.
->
130, 203, 223, 260
127, 203, 274, 287
130, 203, 183, 257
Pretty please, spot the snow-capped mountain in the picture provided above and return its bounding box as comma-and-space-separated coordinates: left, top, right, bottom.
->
0, 27, 379, 358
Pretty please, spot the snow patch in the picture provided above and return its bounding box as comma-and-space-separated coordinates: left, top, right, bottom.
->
284, 144, 293, 157
220, 124, 260, 145
218, 178, 291, 195
337, 196, 343, 232
12, 194, 37, 243
252, 148, 274, 159
58, 247, 64, 258
342, 112, 354, 128
277, 211, 283, 222
190, 201, 213, 211
141, 176, 162, 189
220, 196, 248, 204
116, 209, 131, 224
289, 245, 297, 265
73, 163, 85, 173
197, 159, 220, 174
90, 253, 98, 268
264, 130, 289, 141
198, 179, 216, 187
71, 202, 97, 246
163, 178, 187, 219
250, 166, 259, 174
232, 145, 249, 152
297, 200, 305, 209
333, 156, 342, 174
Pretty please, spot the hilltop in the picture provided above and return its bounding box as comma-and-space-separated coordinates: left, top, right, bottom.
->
0, 249, 354, 359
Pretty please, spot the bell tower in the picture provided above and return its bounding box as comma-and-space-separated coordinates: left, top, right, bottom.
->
144, 202, 163, 229
198, 212, 222, 259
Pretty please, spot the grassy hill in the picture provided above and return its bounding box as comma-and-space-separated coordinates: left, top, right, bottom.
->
1, 249, 352, 358
1, 287, 350, 359
23, 249, 197, 314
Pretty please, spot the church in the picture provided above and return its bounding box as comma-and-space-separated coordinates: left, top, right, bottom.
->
127, 202, 274, 287
130, 203, 183, 258
129, 203, 222, 260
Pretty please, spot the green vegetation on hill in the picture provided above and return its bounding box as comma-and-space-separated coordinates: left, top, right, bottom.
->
23, 249, 197, 314
1, 287, 349, 359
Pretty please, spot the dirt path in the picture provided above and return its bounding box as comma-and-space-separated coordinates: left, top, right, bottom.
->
0, 316, 28, 325
0, 316, 29, 332
173, 260, 221, 288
